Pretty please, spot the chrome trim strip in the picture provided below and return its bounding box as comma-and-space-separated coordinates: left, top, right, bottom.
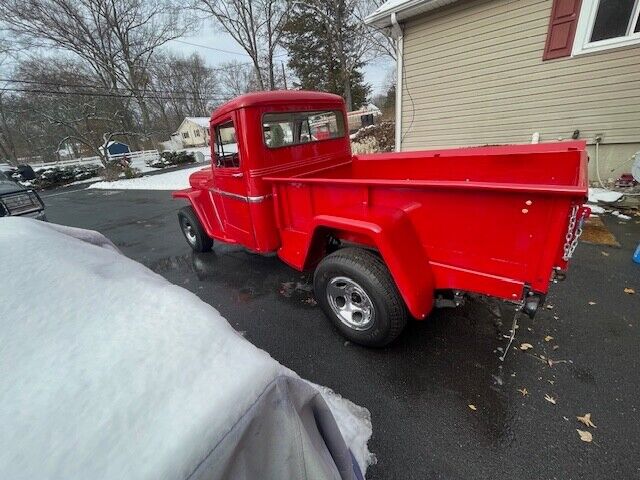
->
209, 188, 271, 203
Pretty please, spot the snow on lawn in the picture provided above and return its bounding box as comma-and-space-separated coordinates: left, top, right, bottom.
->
0, 218, 374, 479
89, 165, 205, 190
588, 187, 623, 203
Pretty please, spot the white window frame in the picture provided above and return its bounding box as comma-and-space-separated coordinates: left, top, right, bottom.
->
573, 0, 640, 56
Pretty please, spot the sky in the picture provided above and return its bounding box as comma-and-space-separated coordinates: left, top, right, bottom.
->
165, 24, 394, 97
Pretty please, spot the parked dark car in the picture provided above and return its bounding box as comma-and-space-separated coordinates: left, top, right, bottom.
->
0, 170, 46, 220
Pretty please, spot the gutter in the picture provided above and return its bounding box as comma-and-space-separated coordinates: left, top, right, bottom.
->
391, 12, 404, 152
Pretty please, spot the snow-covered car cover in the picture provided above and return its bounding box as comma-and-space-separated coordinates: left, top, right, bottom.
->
0, 218, 374, 480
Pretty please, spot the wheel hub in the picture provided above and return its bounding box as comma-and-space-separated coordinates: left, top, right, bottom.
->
182, 220, 196, 244
326, 276, 374, 330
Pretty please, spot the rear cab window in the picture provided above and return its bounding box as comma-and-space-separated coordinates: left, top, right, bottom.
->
214, 120, 240, 168
262, 110, 345, 148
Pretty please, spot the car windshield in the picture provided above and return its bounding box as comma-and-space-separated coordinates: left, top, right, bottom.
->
0, 171, 10, 181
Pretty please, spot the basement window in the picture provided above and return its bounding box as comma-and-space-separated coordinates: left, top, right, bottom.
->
573, 0, 640, 55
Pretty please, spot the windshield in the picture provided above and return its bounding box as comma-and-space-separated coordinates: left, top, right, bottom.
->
0, 170, 10, 181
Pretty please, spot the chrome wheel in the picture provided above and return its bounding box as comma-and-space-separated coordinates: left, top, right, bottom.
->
326, 276, 375, 330
181, 219, 197, 245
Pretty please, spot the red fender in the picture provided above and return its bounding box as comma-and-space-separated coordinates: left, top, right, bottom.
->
306, 206, 435, 319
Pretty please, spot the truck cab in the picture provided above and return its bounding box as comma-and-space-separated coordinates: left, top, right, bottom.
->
173, 91, 350, 253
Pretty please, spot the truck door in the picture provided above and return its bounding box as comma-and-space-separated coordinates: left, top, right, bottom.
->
212, 117, 256, 249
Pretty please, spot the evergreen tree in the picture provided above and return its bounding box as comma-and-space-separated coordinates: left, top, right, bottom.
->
282, 1, 371, 110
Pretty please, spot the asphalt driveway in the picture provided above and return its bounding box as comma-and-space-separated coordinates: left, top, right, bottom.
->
42, 187, 640, 479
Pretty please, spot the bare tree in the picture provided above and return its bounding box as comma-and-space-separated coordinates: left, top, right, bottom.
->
194, 0, 290, 90
217, 60, 260, 98
354, 0, 397, 61
0, 0, 193, 136
8, 58, 134, 166
148, 52, 220, 135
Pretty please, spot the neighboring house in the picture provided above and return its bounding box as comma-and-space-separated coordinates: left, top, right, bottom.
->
175, 117, 211, 148
99, 141, 130, 158
347, 103, 383, 132
366, 0, 640, 177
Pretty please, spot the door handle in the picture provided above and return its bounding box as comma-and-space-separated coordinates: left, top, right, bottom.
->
232, 172, 243, 178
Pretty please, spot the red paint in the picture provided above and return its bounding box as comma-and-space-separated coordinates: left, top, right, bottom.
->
173, 91, 588, 319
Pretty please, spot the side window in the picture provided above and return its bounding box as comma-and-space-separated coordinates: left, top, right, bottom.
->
262, 110, 344, 149
214, 120, 239, 168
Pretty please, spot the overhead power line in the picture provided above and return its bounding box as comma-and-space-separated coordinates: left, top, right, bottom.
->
0, 86, 231, 102
173, 39, 288, 59
0, 78, 231, 100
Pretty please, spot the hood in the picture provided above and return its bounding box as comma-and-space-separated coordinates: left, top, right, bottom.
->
0, 177, 24, 195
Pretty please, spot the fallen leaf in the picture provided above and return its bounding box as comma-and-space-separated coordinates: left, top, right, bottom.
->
468, 404, 477, 411
553, 315, 559, 320
577, 413, 597, 428
546, 304, 554, 310
547, 380, 555, 385
545, 335, 554, 342
544, 394, 557, 404
588, 301, 596, 305
577, 430, 593, 442
624, 288, 635, 295
517, 387, 529, 396
520, 343, 534, 350
601, 251, 609, 256
553, 345, 559, 350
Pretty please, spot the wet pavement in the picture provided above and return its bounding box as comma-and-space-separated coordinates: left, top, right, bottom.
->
43, 188, 640, 479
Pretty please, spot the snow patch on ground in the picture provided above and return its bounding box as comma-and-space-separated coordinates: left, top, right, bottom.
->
0, 218, 373, 478
89, 166, 205, 190
588, 187, 623, 203
586, 204, 605, 214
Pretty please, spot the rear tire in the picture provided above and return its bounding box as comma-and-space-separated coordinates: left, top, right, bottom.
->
313, 247, 408, 347
178, 206, 213, 253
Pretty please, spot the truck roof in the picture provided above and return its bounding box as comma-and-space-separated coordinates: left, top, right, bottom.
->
211, 90, 345, 122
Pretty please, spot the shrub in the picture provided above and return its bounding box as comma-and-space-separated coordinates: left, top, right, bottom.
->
351, 122, 395, 153
149, 151, 196, 168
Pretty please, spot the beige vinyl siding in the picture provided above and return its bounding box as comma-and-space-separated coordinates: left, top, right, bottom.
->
400, 0, 640, 151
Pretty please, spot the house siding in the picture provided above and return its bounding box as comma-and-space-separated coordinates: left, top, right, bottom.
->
400, 0, 640, 175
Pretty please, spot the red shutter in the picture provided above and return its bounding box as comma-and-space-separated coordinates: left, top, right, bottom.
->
543, 0, 583, 60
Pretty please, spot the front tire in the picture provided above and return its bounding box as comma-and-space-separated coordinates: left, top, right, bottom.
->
313, 247, 408, 347
178, 206, 213, 253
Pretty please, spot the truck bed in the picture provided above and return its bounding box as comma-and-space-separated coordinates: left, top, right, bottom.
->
266, 142, 588, 316
293, 141, 586, 191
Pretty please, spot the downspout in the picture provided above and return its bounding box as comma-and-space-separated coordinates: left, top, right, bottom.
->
390, 12, 404, 152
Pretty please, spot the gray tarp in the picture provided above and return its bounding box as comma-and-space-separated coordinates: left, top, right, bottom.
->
189, 376, 363, 480
0, 218, 372, 480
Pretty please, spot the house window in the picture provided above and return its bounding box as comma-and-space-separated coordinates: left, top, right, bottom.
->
194, 129, 201, 137
182, 132, 190, 139
573, 0, 640, 55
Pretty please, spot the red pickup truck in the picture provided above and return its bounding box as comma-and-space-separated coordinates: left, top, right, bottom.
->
173, 91, 589, 347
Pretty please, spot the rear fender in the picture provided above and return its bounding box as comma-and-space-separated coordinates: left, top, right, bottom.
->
308, 209, 435, 319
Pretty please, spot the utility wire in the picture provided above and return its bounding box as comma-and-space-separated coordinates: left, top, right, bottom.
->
0, 78, 230, 98
0, 86, 231, 102
173, 39, 288, 58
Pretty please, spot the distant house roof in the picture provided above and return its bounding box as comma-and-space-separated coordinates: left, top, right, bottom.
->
365, 0, 460, 28
184, 117, 210, 128
347, 104, 382, 118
